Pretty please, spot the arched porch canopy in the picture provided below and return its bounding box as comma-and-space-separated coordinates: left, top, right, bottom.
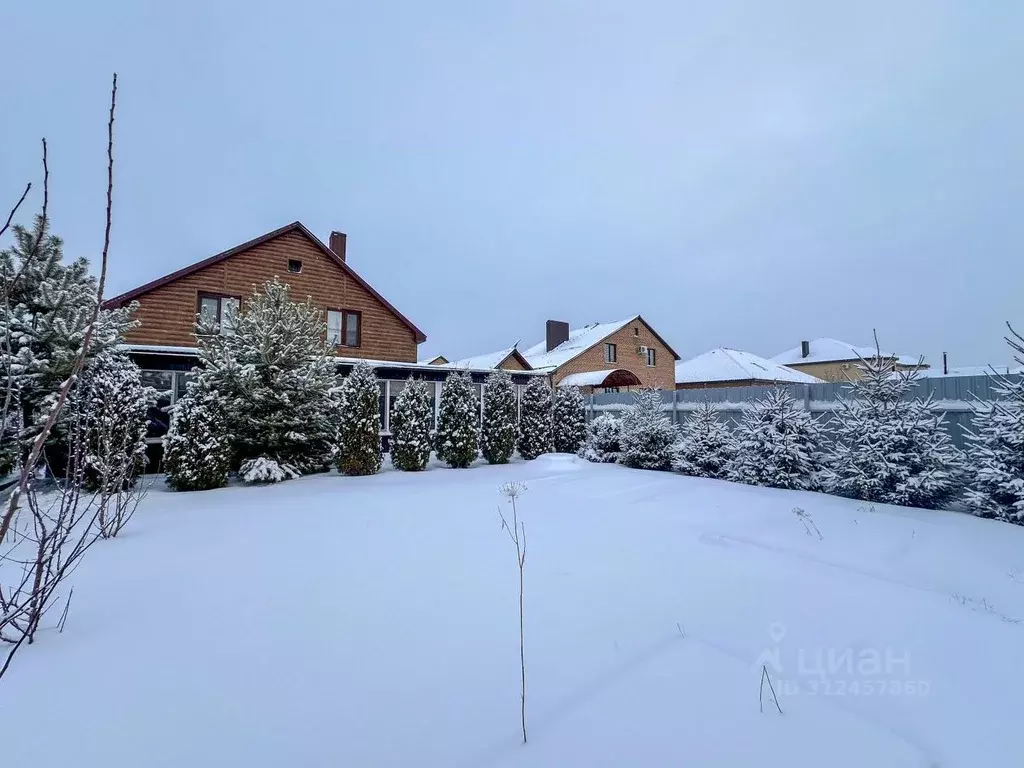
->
557, 368, 643, 389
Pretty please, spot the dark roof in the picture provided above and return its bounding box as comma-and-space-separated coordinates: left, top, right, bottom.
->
102, 221, 427, 343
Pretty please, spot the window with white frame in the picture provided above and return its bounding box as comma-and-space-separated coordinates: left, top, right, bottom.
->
646, 347, 656, 367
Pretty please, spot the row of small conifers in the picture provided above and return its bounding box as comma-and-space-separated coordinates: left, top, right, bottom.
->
583, 353, 1024, 526
161, 280, 592, 489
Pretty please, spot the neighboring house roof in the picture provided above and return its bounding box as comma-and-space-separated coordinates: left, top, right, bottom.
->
418, 355, 449, 365
675, 348, 821, 385
771, 337, 921, 367
917, 365, 1023, 378
522, 315, 680, 372
445, 345, 533, 371
557, 369, 642, 388
102, 221, 427, 343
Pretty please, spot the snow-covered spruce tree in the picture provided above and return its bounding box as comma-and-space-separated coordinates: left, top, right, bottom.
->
674, 400, 736, 479
825, 349, 962, 508
197, 279, 339, 476
618, 388, 678, 471
581, 413, 621, 463
0, 215, 135, 472
482, 369, 517, 464
390, 377, 433, 471
729, 388, 827, 491
66, 350, 153, 492
552, 385, 587, 454
336, 360, 382, 476
436, 370, 479, 468
964, 324, 1024, 524
163, 380, 232, 491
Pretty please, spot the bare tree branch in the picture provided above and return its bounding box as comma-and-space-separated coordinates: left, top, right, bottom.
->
0, 182, 31, 241
1, 76, 117, 542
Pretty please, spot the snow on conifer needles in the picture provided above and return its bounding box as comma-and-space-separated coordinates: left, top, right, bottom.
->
482, 370, 517, 465
437, 371, 479, 468
518, 378, 552, 461
390, 378, 433, 472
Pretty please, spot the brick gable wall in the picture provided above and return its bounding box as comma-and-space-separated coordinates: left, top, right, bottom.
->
122, 230, 418, 362
550, 320, 675, 389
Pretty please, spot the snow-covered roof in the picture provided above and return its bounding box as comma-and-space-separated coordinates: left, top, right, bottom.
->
522, 316, 638, 372
445, 345, 523, 370
771, 338, 922, 367
117, 344, 546, 377
675, 348, 821, 385
917, 365, 1023, 378
557, 369, 625, 388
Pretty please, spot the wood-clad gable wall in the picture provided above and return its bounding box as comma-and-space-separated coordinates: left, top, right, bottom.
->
122, 230, 419, 362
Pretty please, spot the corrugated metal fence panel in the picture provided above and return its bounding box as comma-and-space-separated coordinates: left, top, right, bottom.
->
585, 374, 1023, 450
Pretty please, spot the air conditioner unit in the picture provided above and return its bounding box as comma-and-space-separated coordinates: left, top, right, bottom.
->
637, 345, 648, 355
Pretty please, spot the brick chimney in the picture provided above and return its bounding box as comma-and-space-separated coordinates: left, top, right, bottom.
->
546, 320, 570, 352
801, 340, 810, 358
329, 231, 347, 262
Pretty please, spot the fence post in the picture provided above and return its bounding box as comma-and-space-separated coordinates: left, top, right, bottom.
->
588, 393, 595, 422
672, 388, 678, 424
803, 383, 811, 412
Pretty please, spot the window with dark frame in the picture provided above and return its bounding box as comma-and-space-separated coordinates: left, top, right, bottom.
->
327, 309, 362, 347
646, 347, 657, 367
604, 342, 617, 363
197, 293, 241, 335
288, 259, 302, 273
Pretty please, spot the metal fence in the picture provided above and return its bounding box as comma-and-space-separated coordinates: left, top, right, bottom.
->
585, 374, 1022, 450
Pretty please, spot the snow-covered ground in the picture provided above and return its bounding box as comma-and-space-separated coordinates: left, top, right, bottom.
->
3, 456, 1022, 767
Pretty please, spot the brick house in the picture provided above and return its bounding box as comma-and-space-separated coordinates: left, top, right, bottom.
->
444, 316, 680, 392
770, 338, 927, 382
104, 221, 539, 448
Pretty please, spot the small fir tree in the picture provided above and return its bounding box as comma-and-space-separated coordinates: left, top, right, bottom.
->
825, 345, 962, 508
552, 385, 587, 454
336, 360, 382, 476
197, 279, 339, 474
67, 350, 153, 492
964, 324, 1024, 524
0, 215, 135, 471
729, 388, 826, 490
163, 381, 232, 491
618, 388, 678, 470
517, 377, 552, 460
390, 377, 434, 471
581, 413, 621, 463
674, 401, 736, 479
482, 370, 518, 464
436, 371, 479, 468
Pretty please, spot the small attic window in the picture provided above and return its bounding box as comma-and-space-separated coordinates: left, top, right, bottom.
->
633, 327, 639, 336
288, 259, 302, 273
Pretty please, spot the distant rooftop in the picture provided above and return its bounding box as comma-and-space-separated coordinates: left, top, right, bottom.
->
771, 337, 922, 367
676, 348, 821, 385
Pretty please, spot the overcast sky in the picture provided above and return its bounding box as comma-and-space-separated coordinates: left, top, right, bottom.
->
4, 1, 1023, 366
